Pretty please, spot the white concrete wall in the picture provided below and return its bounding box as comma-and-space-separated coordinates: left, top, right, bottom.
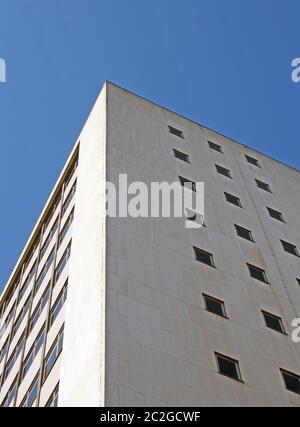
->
104, 83, 300, 407
58, 85, 107, 407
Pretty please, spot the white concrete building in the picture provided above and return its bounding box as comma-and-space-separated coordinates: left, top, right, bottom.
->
0, 82, 300, 407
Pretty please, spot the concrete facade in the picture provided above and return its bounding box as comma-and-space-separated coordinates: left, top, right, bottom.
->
0, 82, 300, 407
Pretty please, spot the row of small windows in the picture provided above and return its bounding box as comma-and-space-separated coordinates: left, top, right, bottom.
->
1, 207, 74, 341
0, 157, 78, 408
1, 280, 68, 390
215, 353, 299, 396
0, 159, 77, 321
1, 326, 64, 407
0, 245, 71, 393
203, 293, 286, 334
169, 125, 300, 395
171, 125, 298, 262
194, 244, 298, 283
169, 125, 261, 167
0, 240, 71, 378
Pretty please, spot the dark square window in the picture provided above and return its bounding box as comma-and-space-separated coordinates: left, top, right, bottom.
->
235, 225, 254, 242
168, 126, 184, 139
203, 294, 227, 318
281, 370, 300, 395
173, 149, 190, 163
179, 176, 196, 192
255, 179, 271, 192
245, 155, 260, 167
216, 165, 232, 178
224, 192, 242, 207
267, 207, 285, 222
281, 240, 299, 257
297, 278, 300, 287
215, 353, 242, 382
247, 264, 268, 283
194, 247, 215, 267
208, 141, 223, 153
262, 311, 285, 334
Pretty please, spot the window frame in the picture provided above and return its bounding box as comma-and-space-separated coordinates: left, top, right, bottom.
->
247, 263, 268, 284
203, 294, 227, 318
45, 383, 59, 407
208, 141, 223, 153
194, 247, 215, 268
280, 369, 300, 395
245, 154, 260, 167
43, 327, 64, 382
267, 207, 285, 223
262, 311, 286, 334
215, 164, 232, 179
235, 225, 255, 242
281, 240, 299, 257
255, 179, 271, 193
168, 126, 184, 139
179, 176, 197, 192
20, 373, 40, 407
215, 353, 243, 383
173, 148, 190, 163
225, 192, 242, 208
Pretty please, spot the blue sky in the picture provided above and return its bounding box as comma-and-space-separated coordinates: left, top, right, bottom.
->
0, 0, 299, 290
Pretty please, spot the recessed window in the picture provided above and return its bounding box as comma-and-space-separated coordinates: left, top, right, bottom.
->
208, 141, 223, 153
46, 383, 59, 407
247, 264, 268, 283
267, 207, 285, 222
281, 240, 299, 257
245, 155, 260, 167
281, 369, 300, 395
255, 179, 271, 192
297, 278, 300, 287
235, 225, 254, 242
203, 294, 227, 318
215, 165, 232, 178
185, 209, 205, 227
224, 192, 242, 207
173, 149, 190, 163
20, 374, 39, 407
168, 126, 184, 139
43, 327, 64, 381
215, 353, 243, 382
179, 176, 196, 192
262, 311, 286, 334
194, 247, 215, 267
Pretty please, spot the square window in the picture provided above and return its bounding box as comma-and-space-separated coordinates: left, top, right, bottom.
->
216, 165, 232, 178
208, 141, 223, 153
185, 209, 206, 227
235, 225, 254, 242
224, 192, 242, 207
194, 247, 215, 267
247, 264, 268, 283
179, 176, 196, 192
267, 207, 285, 222
203, 294, 227, 318
281, 240, 299, 257
168, 126, 184, 139
215, 353, 242, 382
173, 149, 190, 163
245, 155, 260, 167
281, 370, 300, 395
255, 179, 271, 192
262, 311, 286, 334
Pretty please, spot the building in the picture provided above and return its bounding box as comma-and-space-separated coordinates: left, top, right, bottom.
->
0, 82, 300, 407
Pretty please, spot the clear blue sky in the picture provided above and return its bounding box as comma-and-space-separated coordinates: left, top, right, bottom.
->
0, 0, 299, 290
